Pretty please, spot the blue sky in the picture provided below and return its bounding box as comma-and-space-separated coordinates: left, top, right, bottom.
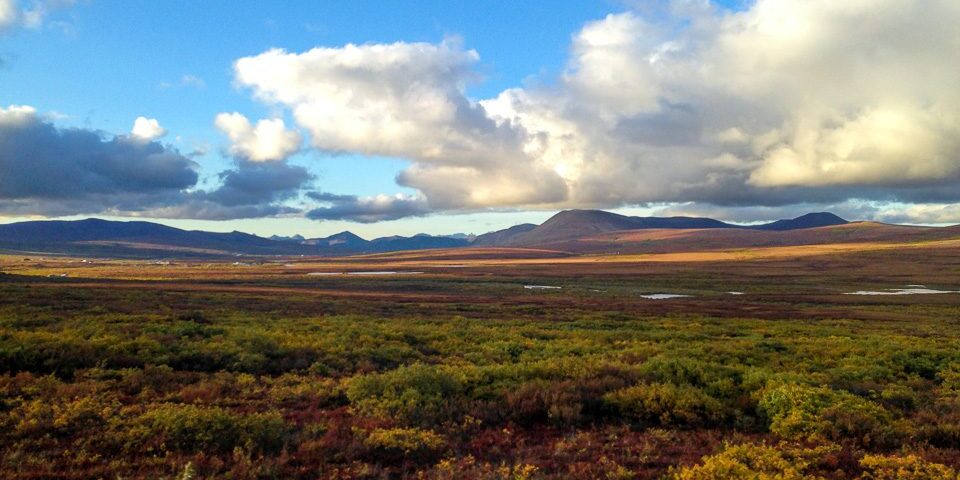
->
2, 0, 959, 237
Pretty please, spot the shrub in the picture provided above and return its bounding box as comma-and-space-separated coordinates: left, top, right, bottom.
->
858, 454, 957, 479
671, 443, 831, 480
915, 397, 960, 447
362, 427, 446, 463
640, 357, 743, 398
5, 394, 118, 440
879, 384, 919, 412
604, 383, 725, 427
346, 363, 465, 424
129, 403, 288, 454
502, 379, 590, 427
268, 373, 344, 408
758, 383, 897, 445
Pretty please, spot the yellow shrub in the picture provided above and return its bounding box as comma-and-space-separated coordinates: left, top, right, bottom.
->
672, 443, 832, 480
858, 454, 958, 480
363, 427, 446, 455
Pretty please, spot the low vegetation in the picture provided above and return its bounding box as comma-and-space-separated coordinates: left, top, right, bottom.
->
2, 249, 960, 478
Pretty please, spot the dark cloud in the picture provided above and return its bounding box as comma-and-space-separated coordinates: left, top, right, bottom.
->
205, 161, 312, 207
129, 161, 314, 221
306, 191, 355, 202
0, 107, 312, 220
156, 161, 313, 220
306, 192, 430, 223
0, 106, 198, 215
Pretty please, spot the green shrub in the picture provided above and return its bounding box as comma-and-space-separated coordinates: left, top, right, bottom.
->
346, 363, 465, 424
879, 384, 919, 411
604, 382, 725, 427
8, 396, 116, 438
129, 403, 288, 454
363, 427, 446, 462
758, 383, 897, 446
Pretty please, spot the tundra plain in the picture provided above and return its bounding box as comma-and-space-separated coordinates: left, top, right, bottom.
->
2, 233, 960, 479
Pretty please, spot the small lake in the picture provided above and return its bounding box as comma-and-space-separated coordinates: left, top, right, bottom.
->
845, 287, 958, 296
641, 293, 691, 299
307, 271, 424, 276
348, 271, 423, 275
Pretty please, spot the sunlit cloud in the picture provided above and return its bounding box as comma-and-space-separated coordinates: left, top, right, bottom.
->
231, 0, 960, 222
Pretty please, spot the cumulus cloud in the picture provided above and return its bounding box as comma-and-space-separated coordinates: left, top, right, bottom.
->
215, 112, 302, 162
232, 0, 960, 222
233, 40, 568, 209
306, 192, 430, 223
130, 116, 167, 141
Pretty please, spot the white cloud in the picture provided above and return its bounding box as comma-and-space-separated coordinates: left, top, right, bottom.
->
214, 112, 302, 162
873, 204, 960, 226
233, 39, 567, 209
130, 116, 167, 141
0, 0, 17, 30
179, 74, 204, 88
232, 0, 960, 220
0, 104, 37, 124
0, 0, 74, 32
160, 74, 205, 89
234, 40, 479, 158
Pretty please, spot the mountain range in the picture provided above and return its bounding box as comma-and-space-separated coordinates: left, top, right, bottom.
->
0, 209, 924, 258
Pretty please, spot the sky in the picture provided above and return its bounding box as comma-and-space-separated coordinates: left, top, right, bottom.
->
1, 0, 959, 239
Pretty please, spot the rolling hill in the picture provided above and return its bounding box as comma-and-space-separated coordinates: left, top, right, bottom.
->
0, 210, 946, 258
540, 221, 955, 255
0, 219, 466, 258
482, 210, 851, 247
0, 218, 296, 257
753, 212, 848, 231
506, 210, 737, 246
472, 223, 537, 246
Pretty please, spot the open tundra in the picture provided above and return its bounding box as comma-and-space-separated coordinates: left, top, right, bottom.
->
2, 220, 960, 478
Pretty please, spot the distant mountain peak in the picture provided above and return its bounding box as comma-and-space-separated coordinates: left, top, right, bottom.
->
756, 212, 848, 231
797, 212, 847, 222
269, 234, 306, 242
329, 231, 365, 241
311, 231, 369, 248
509, 209, 737, 246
